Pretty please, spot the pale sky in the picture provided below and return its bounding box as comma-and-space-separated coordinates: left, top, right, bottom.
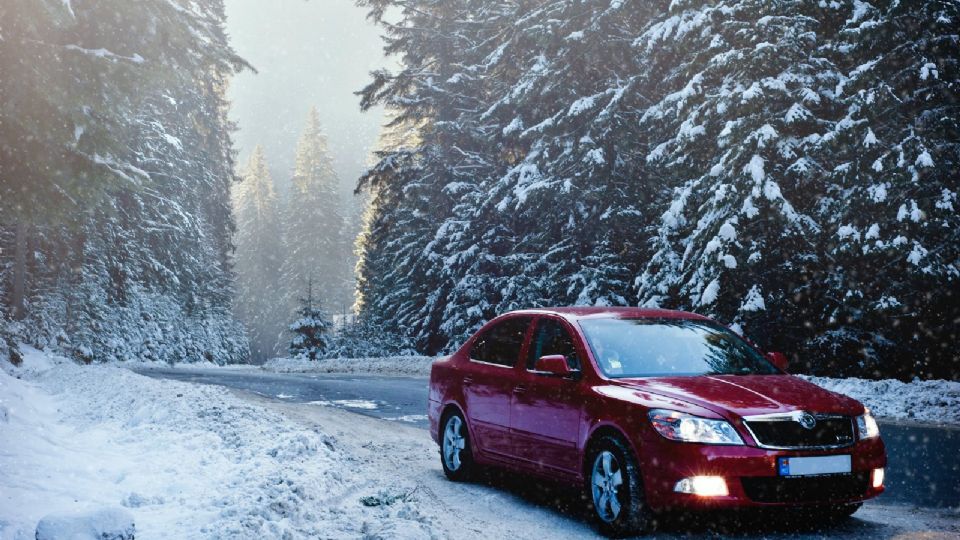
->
225, 0, 388, 197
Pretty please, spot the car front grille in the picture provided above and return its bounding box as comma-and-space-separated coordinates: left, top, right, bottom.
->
741, 472, 870, 504
744, 415, 855, 449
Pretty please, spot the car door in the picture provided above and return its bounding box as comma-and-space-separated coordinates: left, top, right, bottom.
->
510, 316, 584, 474
463, 316, 532, 459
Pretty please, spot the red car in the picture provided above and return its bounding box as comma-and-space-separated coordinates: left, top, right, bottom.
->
428, 308, 886, 536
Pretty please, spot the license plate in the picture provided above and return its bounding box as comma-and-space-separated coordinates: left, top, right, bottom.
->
777, 455, 851, 476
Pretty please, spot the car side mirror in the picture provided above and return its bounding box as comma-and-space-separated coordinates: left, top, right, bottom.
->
767, 351, 789, 372
534, 355, 574, 377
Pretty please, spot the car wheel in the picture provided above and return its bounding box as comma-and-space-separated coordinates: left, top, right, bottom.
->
586, 435, 653, 537
440, 411, 475, 481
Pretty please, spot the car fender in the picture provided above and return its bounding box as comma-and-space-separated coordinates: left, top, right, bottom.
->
429, 355, 460, 443
437, 398, 478, 448
579, 384, 725, 465
582, 419, 644, 464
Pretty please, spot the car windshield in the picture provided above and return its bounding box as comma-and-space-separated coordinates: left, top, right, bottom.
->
579, 318, 780, 378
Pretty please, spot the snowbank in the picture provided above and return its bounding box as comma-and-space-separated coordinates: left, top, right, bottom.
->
263, 355, 436, 378
802, 375, 960, 425
0, 347, 439, 539
125, 358, 258, 371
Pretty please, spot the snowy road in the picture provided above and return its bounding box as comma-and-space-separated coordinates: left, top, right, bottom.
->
137, 368, 432, 426
138, 367, 960, 510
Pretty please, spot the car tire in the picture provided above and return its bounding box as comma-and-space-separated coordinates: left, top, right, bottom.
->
440, 410, 475, 481
586, 434, 654, 537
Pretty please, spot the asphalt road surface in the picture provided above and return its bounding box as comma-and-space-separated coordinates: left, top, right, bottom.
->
138, 367, 960, 509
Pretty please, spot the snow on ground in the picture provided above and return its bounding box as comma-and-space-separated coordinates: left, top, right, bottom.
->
802, 376, 960, 425
247, 392, 960, 540
0, 347, 441, 539
262, 355, 435, 378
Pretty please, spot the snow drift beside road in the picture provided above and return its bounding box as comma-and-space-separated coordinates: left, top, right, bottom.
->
263, 355, 436, 377
802, 375, 960, 425
0, 347, 438, 539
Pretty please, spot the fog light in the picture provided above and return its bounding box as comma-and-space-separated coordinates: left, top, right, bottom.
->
872, 467, 884, 488
674, 476, 729, 497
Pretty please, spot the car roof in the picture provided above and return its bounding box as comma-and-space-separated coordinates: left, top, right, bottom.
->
502, 306, 712, 322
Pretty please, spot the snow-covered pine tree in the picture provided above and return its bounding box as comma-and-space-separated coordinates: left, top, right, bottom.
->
0, 0, 249, 363
636, 0, 846, 357
280, 108, 350, 320
1, 0, 154, 330
814, 0, 960, 378
353, 108, 416, 315
346, 110, 421, 356
288, 279, 331, 361
355, 0, 499, 352
413, 0, 547, 349
426, 0, 659, 350
518, 1, 657, 313
233, 147, 287, 360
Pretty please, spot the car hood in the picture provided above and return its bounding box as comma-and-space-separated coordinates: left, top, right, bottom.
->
613, 374, 864, 419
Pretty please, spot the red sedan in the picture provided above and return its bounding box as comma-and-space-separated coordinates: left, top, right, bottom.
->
427, 307, 886, 536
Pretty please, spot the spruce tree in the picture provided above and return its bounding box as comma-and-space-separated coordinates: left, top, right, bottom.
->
355, 0, 495, 352
233, 147, 286, 360
288, 279, 331, 360
432, 0, 661, 349
814, 0, 960, 378
636, 1, 846, 353
280, 108, 349, 318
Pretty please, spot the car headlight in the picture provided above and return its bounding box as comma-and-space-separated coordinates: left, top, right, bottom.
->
856, 410, 880, 439
648, 409, 744, 445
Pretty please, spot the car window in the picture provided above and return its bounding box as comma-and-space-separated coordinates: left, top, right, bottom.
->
579, 318, 779, 377
526, 317, 581, 371
470, 317, 531, 367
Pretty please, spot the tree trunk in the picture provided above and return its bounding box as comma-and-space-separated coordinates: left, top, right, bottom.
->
11, 222, 27, 320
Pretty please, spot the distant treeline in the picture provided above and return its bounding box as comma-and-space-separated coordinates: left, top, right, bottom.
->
231, 108, 357, 361
0, 0, 249, 363
355, 0, 959, 379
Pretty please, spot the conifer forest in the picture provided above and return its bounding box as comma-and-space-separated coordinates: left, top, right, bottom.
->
1, 0, 958, 380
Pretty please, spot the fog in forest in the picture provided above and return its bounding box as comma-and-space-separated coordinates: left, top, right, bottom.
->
224, 0, 393, 359
226, 0, 387, 197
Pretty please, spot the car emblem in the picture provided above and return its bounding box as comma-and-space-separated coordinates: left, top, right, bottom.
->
797, 412, 817, 429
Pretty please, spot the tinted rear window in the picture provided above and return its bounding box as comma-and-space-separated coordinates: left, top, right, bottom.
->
470, 317, 532, 367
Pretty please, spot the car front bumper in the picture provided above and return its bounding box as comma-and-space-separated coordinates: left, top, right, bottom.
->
639, 435, 887, 511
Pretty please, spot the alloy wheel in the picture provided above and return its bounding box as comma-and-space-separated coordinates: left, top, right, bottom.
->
591, 450, 624, 523
443, 415, 466, 471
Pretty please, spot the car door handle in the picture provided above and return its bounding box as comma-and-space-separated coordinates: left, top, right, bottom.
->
513, 385, 527, 394
463, 377, 474, 386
